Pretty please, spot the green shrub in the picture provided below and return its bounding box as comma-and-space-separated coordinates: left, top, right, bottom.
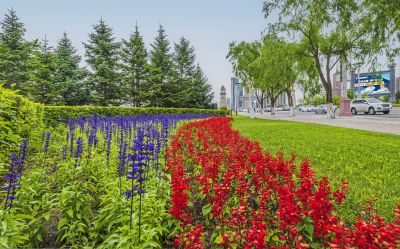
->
381, 96, 390, 102
347, 90, 355, 100
0, 86, 43, 171
333, 96, 342, 106
43, 106, 229, 126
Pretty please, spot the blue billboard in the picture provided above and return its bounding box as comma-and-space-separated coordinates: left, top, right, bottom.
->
354, 71, 391, 97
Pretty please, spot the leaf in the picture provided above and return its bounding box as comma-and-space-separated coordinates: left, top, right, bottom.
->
57, 218, 68, 230
214, 234, 223, 244
202, 204, 212, 217
66, 209, 73, 218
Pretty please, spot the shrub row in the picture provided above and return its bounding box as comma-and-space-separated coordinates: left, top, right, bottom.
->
43, 106, 229, 126
0, 87, 43, 171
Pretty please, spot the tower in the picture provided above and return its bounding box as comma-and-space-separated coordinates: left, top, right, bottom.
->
220, 85, 227, 107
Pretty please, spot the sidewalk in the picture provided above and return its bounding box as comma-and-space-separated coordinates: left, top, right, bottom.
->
240, 108, 400, 135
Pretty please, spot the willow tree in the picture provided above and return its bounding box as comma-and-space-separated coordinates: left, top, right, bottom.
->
263, 0, 370, 118
227, 41, 260, 113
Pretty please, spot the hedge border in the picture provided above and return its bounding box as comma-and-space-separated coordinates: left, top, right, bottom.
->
43, 106, 229, 126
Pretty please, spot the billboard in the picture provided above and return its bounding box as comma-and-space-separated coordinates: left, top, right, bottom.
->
354, 71, 391, 97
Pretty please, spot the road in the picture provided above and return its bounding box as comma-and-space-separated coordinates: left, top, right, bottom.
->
239, 107, 400, 135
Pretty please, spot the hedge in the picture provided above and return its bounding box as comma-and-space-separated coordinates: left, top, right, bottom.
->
393, 103, 400, 107
43, 106, 229, 126
0, 87, 44, 172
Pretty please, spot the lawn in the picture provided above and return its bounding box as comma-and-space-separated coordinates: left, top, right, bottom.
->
232, 115, 400, 221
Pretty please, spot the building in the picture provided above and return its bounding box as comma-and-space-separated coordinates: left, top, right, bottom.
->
396, 77, 400, 94
219, 85, 227, 107
230, 77, 245, 110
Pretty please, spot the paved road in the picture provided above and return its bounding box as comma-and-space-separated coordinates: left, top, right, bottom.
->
239, 107, 400, 135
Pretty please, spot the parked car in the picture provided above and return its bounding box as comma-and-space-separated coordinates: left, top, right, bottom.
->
314, 105, 326, 114
351, 98, 392, 115
264, 106, 272, 112
314, 104, 338, 114
301, 106, 313, 112
282, 106, 290, 111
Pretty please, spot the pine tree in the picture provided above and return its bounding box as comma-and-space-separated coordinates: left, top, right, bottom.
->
149, 25, 173, 107
121, 25, 149, 107
84, 18, 121, 106
26, 37, 58, 104
169, 37, 197, 107
54, 32, 88, 105
191, 64, 213, 108
0, 9, 32, 90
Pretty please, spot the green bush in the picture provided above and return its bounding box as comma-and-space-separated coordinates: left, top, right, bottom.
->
333, 96, 342, 106
381, 96, 390, 102
43, 106, 229, 126
347, 90, 355, 100
0, 86, 43, 171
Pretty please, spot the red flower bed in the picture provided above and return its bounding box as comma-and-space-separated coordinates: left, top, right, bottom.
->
167, 117, 400, 248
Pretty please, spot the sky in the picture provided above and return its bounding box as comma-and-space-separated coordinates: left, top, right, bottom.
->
0, 0, 268, 102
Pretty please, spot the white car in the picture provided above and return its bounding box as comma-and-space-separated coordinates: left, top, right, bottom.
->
351, 98, 392, 115
315, 105, 338, 114
301, 106, 314, 112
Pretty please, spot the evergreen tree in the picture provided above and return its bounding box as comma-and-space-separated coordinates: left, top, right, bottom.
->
121, 25, 149, 107
191, 64, 213, 108
84, 19, 121, 106
0, 9, 32, 90
26, 37, 57, 104
149, 25, 173, 107
167, 37, 197, 107
54, 32, 88, 105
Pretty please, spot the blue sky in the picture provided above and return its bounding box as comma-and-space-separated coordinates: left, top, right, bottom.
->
0, 0, 268, 101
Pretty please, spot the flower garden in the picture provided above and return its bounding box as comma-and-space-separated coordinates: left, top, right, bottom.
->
1, 94, 400, 248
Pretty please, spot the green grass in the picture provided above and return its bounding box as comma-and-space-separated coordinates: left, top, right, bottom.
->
232, 115, 400, 221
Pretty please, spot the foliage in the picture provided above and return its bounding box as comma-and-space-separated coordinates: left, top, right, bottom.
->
42, 106, 229, 126
169, 117, 400, 248
121, 25, 149, 107
1, 114, 211, 248
0, 10, 213, 109
380, 96, 389, 103
233, 115, 400, 220
0, 9, 32, 91
149, 25, 174, 107
24, 38, 58, 104
263, 0, 381, 111
333, 96, 342, 106
227, 35, 318, 111
84, 18, 121, 106
347, 90, 355, 100
0, 86, 43, 173
53, 32, 88, 106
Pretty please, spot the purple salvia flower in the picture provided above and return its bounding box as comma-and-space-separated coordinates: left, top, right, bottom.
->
44, 132, 51, 153
75, 137, 83, 159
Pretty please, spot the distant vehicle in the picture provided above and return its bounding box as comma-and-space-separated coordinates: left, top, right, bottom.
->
276, 106, 284, 111
351, 98, 392, 115
264, 106, 272, 112
315, 105, 337, 114
282, 106, 290, 111
301, 106, 313, 112
314, 105, 326, 114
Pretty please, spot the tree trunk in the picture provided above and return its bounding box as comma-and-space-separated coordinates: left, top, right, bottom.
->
286, 89, 295, 117
314, 54, 335, 118
270, 96, 276, 116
